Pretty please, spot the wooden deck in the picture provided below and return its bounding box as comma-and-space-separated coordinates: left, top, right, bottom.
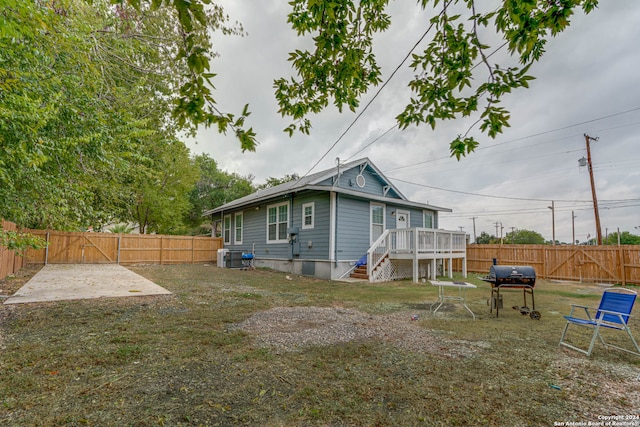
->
367, 228, 467, 283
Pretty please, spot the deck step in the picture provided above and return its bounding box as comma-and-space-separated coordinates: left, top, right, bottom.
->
350, 265, 368, 280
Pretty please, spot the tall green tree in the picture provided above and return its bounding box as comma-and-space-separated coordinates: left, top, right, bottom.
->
130, 138, 199, 234
475, 231, 498, 244
505, 229, 546, 245
604, 231, 640, 246
255, 174, 300, 190
186, 154, 254, 230
1, 1, 113, 229
0, 1, 225, 231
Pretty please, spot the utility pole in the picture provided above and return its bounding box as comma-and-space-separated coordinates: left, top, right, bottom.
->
494, 221, 503, 244
584, 134, 603, 245
470, 217, 477, 243
572, 211, 576, 245
548, 201, 555, 245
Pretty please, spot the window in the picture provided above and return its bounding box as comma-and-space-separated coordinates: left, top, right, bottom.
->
424, 211, 434, 229
302, 202, 314, 230
234, 212, 243, 244
223, 215, 232, 245
370, 203, 385, 244
267, 202, 289, 243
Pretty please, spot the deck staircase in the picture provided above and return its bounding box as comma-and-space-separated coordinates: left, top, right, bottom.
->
349, 254, 392, 281
349, 264, 369, 280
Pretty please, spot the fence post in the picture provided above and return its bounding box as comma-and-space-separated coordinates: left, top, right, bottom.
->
45, 232, 50, 265
619, 245, 626, 286
543, 245, 547, 280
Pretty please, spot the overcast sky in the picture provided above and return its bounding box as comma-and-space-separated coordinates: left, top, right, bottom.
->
186, 1, 640, 244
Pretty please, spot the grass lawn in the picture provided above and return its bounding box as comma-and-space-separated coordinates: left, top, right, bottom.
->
1, 264, 639, 426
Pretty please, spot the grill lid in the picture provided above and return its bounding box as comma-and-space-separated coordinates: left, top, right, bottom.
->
484, 265, 536, 286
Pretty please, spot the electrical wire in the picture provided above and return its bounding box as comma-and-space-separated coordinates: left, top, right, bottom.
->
295, 1, 451, 183
388, 175, 640, 204
383, 107, 640, 173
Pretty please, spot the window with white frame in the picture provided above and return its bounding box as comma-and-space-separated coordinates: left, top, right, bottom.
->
267, 202, 289, 243
302, 202, 314, 229
223, 215, 232, 244
424, 211, 434, 228
234, 212, 243, 244
370, 203, 385, 244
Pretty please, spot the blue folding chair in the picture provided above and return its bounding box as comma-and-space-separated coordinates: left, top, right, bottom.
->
559, 288, 640, 357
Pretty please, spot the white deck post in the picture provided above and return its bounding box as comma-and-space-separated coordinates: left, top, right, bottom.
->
413, 229, 419, 282
463, 255, 467, 278
448, 232, 453, 278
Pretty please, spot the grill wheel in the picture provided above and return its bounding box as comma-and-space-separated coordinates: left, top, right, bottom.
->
511, 305, 542, 320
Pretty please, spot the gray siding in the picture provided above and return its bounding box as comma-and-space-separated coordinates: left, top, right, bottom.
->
221, 191, 331, 262
336, 167, 403, 199
221, 202, 289, 260
335, 195, 370, 261
291, 192, 330, 260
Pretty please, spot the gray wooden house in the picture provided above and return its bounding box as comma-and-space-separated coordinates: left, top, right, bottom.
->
204, 158, 467, 282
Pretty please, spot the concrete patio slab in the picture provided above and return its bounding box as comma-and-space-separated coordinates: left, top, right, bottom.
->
3, 264, 171, 304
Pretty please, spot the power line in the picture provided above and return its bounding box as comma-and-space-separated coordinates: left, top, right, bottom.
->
388, 175, 640, 204
383, 106, 640, 173
345, 40, 510, 162
344, 123, 398, 162
296, 2, 450, 182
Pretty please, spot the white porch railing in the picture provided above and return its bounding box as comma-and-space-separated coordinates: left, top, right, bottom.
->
366, 228, 467, 282
367, 230, 390, 279
385, 228, 467, 254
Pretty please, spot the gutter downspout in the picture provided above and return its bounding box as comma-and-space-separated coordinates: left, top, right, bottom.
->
289, 193, 294, 261
333, 159, 340, 267
334, 193, 339, 267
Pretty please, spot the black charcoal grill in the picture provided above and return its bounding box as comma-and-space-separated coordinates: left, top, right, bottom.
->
481, 265, 540, 319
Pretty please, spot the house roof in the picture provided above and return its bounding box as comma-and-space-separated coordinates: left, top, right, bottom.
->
203, 157, 451, 216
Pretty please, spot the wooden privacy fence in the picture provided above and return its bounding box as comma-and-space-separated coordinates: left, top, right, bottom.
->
453, 244, 640, 285
0, 219, 27, 281
25, 230, 223, 266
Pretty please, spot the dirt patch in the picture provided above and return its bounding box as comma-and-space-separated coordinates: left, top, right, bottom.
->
233, 306, 489, 357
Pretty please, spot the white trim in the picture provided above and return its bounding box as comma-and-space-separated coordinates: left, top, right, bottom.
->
266, 202, 289, 244
423, 211, 434, 229
223, 215, 232, 245
234, 212, 243, 244
370, 202, 386, 245
396, 210, 410, 229
302, 202, 315, 230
